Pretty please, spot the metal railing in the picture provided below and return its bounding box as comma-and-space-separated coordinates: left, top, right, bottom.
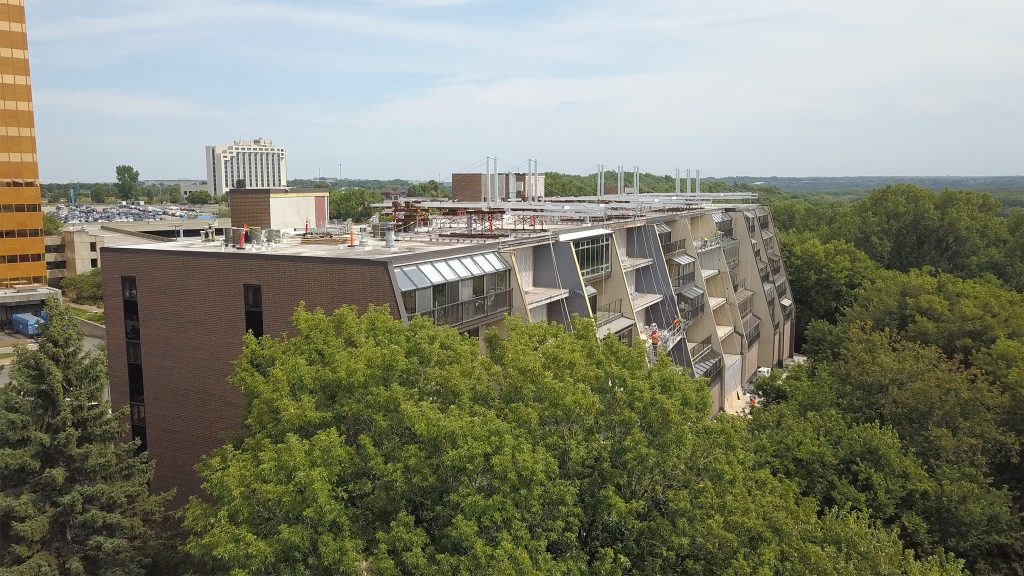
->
414, 289, 512, 326
695, 235, 730, 253
680, 301, 705, 326
661, 239, 687, 256
594, 299, 623, 327
671, 273, 696, 291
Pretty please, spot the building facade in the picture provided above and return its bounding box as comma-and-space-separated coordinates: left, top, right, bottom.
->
205, 138, 287, 197
0, 0, 44, 286
44, 229, 102, 286
103, 195, 794, 504
452, 172, 545, 203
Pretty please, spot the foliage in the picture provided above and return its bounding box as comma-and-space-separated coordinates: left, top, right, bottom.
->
329, 188, 383, 222
186, 190, 213, 205
778, 230, 881, 347
61, 269, 103, 306
185, 307, 960, 575
406, 179, 448, 198
114, 165, 140, 201
88, 184, 116, 204
42, 213, 63, 236
0, 300, 176, 575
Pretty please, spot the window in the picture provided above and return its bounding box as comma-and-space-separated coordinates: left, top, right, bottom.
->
90, 258, 98, 268
244, 284, 264, 337
45, 260, 66, 270
122, 276, 137, 300
89, 242, 97, 252
402, 289, 416, 315
574, 235, 611, 278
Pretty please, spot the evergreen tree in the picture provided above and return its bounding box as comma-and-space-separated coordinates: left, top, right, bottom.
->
0, 300, 174, 576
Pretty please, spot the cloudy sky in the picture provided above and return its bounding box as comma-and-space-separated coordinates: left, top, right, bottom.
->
27, 0, 1024, 182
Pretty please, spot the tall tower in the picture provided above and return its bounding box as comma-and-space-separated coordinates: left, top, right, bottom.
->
0, 0, 44, 285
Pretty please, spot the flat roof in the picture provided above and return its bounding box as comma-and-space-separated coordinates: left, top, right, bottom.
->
105, 203, 767, 265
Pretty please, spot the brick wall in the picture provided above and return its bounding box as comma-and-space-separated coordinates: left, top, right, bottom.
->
451, 173, 483, 202
102, 248, 399, 507
227, 191, 271, 228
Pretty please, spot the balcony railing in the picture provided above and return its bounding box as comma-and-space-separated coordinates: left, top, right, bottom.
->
413, 289, 512, 326
680, 301, 705, 326
661, 239, 687, 256
594, 299, 623, 327
695, 235, 731, 253
671, 273, 696, 291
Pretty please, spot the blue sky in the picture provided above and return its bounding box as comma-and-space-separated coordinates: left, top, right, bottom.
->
27, 0, 1024, 182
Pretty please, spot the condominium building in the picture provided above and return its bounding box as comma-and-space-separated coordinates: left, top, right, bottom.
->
102, 191, 794, 504
205, 138, 287, 197
0, 0, 44, 286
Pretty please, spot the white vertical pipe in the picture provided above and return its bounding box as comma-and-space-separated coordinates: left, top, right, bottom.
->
686, 169, 691, 194
675, 168, 680, 195
696, 169, 701, 195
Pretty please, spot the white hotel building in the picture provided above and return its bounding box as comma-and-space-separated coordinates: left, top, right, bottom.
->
205, 138, 287, 196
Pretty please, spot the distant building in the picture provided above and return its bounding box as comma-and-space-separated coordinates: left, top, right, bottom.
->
205, 138, 287, 197
44, 230, 102, 286
452, 172, 545, 202
141, 179, 205, 188
228, 188, 330, 231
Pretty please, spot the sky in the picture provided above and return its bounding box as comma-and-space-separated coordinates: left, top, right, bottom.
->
26, 0, 1024, 182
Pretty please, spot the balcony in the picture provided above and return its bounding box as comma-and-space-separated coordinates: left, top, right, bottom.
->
594, 299, 624, 327
708, 296, 727, 311
620, 256, 654, 272
671, 272, 697, 293
689, 338, 723, 380
523, 286, 570, 309
716, 324, 735, 340
414, 289, 512, 327
631, 291, 663, 311
662, 239, 687, 256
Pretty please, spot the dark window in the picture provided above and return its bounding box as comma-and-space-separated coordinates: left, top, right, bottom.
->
244, 284, 263, 337
0, 204, 12, 212
29, 229, 40, 237
130, 402, 146, 426
126, 340, 142, 364
14, 204, 25, 212
29, 253, 41, 262
128, 364, 144, 401
90, 258, 98, 268
46, 260, 67, 270
122, 276, 137, 300
89, 242, 97, 252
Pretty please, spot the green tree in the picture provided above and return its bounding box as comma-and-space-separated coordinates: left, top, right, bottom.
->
233, 179, 246, 189
88, 183, 116, 204
114, 165, 140, 201
42, 213, 63, 236
0, 300, 175, 575
779, 230, 881, 345
329, 188, 383, 222
61, 268, 103, 305
406, 179, 447, 198
186, 190, 213, 205
186, 307, 962, 575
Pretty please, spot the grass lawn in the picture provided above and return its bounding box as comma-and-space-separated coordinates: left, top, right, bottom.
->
0, 352, 14, 361
68, 307, 105, 325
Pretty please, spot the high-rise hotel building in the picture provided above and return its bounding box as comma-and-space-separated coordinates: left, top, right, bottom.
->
0, 0, 43, 285
205, 138, 287, 197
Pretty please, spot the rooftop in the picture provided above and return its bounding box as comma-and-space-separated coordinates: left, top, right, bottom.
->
107, 196, 763, 266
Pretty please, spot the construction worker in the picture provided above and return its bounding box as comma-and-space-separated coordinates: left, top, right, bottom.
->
651, 330, 660, 347
671, 317, 682, 332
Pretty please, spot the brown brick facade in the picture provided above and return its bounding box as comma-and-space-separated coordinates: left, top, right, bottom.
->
227, 190, 271, 229
102, 249, 399, 506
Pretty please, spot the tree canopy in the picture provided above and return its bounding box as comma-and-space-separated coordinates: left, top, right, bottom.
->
329, 188, 383, 222
0, 300, 176, 575
184, 306, 961, 575
114, 165, 140, 201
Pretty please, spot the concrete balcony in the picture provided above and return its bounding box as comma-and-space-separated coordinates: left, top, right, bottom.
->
523, 286, 570, 309
708, 296, 727, 310
631, 291, 663, 311
620, 256, 654, 272
716, 324, 735, 340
